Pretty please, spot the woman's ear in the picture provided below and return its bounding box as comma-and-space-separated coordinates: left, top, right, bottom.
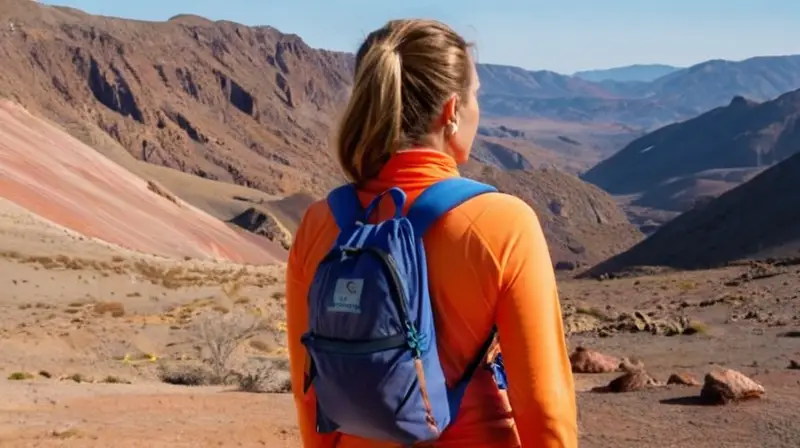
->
439, 94, 459, 128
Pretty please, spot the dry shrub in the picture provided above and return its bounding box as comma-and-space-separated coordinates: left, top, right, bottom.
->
93, 301, 125, 317
100, 375, 131, 384
191, 309, 267, 383
62, 373, 90, 383
146, 179, 180, 205
8, 371, 34, 380
683, 320, 710, 335
575, 305, 610, 321
158, 363, 215, 386
50, 428, 83, 439
237, 357, 292, 393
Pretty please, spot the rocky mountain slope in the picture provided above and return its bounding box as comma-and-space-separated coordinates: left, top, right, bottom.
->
460, 162, 643, 268
581, 149, 800, 275
1, 1, 353, 197
0, 0, 642, 267
581, 89, 800, 212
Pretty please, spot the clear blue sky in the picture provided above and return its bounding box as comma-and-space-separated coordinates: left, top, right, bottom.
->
40, 0, 800, 73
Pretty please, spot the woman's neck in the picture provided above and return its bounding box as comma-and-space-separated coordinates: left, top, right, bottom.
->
364, 148, 460, 191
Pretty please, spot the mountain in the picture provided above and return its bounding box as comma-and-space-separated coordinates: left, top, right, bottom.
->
581, 149, 800, 276
644, 55, 800, 113
1, 2, 354, 196
581, 89, 800, 213
573, 64, 681, 83
0, 0, 642, 266
480, 56, 800, 129
477, 64, 614, 98
460, 162, 643, 268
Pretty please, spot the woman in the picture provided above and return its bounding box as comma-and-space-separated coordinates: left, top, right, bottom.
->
286, 18, 577, 448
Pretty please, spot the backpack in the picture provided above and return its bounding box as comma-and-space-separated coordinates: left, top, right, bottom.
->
300, 177, 509, 445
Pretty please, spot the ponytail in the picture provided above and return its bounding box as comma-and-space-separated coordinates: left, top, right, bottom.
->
335, 20, 473, 185
336, 43, 404, 185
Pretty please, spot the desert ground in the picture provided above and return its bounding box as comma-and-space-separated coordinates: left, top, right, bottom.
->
0, 195, 798, 447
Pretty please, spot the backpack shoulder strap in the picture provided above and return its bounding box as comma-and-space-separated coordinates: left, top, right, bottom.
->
326, 183, 363, 231
406, 177, 498, 237
406, 177, 502, 416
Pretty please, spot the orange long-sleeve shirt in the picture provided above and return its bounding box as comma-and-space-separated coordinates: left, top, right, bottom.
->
286, 149, 577, 448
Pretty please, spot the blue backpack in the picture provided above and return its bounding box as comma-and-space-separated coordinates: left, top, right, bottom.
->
300, 177, 508, 445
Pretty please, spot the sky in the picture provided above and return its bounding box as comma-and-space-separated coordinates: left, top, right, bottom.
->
40, 0, 800, 74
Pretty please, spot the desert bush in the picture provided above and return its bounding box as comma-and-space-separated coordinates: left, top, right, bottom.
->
575, 305, 611, 321
64, 373, 90, 383
683, 320, 710, 335
191, 309, 267, 383
8, 371, 34, 380
93, 301, 125, 317
157, 363, 214, 386
237, 357, 292, 393
100, 375, 131, 384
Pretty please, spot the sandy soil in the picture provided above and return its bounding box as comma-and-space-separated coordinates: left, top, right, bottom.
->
1, 196, 799, 447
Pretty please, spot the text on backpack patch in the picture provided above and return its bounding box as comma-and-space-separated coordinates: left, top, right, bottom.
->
329, 278, 364, 313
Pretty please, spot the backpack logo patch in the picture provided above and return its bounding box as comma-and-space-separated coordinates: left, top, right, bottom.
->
329, 278, 364, 313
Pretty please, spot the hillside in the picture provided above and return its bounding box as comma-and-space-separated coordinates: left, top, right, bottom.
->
478, 64, 613, 98
581, 149, 800, 276
459, 162, 643, 268
581, 89, 800, 213
573, 64, 681, 83
0, 0, 641, 268
0, 1, 353, 197
646, 55, 800, 113
0, 100, 285, 263
480, 55, 800, 129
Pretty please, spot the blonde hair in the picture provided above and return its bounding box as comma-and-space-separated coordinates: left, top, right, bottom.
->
336, 19, 474, 185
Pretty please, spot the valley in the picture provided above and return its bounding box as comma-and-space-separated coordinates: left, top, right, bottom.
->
1, 1, 800, 446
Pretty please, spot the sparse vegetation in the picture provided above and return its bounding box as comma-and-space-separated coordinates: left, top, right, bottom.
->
8, 371, 34, 380
100, 375, 131, 384
190, 309, 268, 384
677, 280, 698, 292
575, 305, 611, 321
64, 373, 89, 383
683, 320, 710, 335
3, 252, 278, 289
146, 179, 181, 205
236, 358, 292, 393
93, 301, 125, 317
50, 427, 83, 439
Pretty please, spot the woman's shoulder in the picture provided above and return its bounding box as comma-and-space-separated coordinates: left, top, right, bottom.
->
454, 191, 545, 256
460, 191, 540, 228
294, 197, 336, 240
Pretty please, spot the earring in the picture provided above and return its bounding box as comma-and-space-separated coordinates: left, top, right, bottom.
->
446, 121, 459, 137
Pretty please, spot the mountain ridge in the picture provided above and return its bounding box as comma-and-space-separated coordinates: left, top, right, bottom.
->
0, 0, 643, 267
581, 88, 800, 215
581, 148, 800, 276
